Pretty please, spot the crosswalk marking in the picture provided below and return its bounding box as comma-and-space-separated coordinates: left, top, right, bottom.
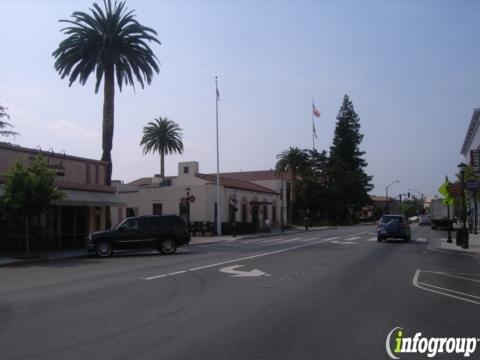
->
302, 237, 320, 242
277, 237, 302, 244
367, 237, 377, 242
344, 236, 361, 241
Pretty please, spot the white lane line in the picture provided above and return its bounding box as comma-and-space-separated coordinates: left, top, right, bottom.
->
416, 238, 427, 243
367, 237, 377, 242
142, 239, 331, 281
412, 269, 480, 306
276, 237, 302, 244
422, 271, 480, 277
344, 236, 361, 241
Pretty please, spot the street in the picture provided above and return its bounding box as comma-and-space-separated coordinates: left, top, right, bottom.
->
1, 225, 479, 360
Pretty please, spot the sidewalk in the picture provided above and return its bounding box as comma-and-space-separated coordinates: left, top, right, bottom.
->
0, 227, 335, 267
431, 230, 480, 255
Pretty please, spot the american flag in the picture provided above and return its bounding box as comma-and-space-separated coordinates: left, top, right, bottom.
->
313, 104, 321, 118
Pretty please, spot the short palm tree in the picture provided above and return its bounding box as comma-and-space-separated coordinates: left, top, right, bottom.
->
140, 118, 184, 179
52, 0, 160, 184
275, 147, 309, 222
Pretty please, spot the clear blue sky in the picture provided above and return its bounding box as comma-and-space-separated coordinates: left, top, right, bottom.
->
0, 0, 479, 198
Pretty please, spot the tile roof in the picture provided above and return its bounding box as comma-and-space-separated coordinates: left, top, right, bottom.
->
209, 170, 283, 181
196, 174, 278, 194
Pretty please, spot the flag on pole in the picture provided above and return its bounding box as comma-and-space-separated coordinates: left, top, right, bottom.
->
313, 104, 321, 118
216, 87, 220, 101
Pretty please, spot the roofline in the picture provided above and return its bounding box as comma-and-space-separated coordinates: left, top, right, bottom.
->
461, 108, 480, 156
0, 141, 107, 165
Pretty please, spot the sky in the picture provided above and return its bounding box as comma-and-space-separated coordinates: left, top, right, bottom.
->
0, 0, 479, 198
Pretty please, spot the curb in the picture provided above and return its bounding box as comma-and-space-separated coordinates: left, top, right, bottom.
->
0, 253, 90, 268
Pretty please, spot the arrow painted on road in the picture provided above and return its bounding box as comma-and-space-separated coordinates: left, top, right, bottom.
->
219, 264, 270, 278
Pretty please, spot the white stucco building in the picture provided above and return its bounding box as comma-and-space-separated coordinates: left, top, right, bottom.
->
111, 161, 287, 230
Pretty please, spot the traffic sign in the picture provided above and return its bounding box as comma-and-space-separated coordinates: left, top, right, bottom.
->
189, 195, 196, 203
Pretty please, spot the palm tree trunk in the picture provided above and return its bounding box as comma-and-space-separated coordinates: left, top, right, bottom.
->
101, 63, 115, 185
160, 149, 165, 179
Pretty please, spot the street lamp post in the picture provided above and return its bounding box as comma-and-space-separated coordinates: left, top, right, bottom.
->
386, 180, 399, 214
458, 163, 468, 249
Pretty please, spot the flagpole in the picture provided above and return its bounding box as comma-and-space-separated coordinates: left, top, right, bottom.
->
312, 97, 315, 150
215, 76, 222, 236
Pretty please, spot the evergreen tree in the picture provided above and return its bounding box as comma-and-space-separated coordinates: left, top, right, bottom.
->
0, 102, 19, 137
328, 95, 373, 221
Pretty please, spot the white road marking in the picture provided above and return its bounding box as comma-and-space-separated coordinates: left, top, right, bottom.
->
344, 236, 361, 241
412, 269, 480, 306
367, 237, 377, 242
322, 236, 340, 242
258, 238, 284, 244
331, 240, 357, 245
219, 265, 269, 277
276, 237, 302, 244
416, 238, 427, 243
423, 271, 480, 284
302, 237, 319, 242
142, 239, 333, 280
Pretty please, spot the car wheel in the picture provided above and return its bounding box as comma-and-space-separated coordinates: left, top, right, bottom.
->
405, 236, 411, 243
377, 236, 382, 242
159, 238, 177, 255
96, 241, 113, 257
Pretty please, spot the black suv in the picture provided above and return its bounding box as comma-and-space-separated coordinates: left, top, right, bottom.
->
86, 215, 191, 257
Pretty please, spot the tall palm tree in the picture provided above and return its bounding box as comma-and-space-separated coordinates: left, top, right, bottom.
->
275, 147, 309, 223
52, 0, 160, 184
140, 118, 184, 179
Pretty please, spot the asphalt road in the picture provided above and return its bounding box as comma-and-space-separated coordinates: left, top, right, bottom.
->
1, 224, 479, 360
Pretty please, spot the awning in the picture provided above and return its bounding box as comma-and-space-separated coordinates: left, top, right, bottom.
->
53, 190, 126, 207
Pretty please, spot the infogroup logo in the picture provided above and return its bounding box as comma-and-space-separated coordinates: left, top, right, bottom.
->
385, 327, 479, 359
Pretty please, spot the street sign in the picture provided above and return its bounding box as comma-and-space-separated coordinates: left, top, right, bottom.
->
465, 179, 479, 191
189, 195, 196, 203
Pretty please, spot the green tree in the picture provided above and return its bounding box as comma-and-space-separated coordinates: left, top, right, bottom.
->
275, 147, 309, 223
0, 102, 19, 137
140, 117, 184, 179
297, 149, 332, 223
328, 95, 373, 221
1, 156, 64, 256
400, 201, 417, 218
52, 0, 160, 184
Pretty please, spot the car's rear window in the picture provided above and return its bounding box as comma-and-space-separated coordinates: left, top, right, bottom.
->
380, 216, 404, 223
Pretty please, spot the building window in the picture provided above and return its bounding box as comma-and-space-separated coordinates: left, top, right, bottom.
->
272, 206, 277, 222
152, 204, 163, 215
241, 204, 247, 223
126, 208, 135, 217
184, 166, 189, 174
153, 203, 163, 215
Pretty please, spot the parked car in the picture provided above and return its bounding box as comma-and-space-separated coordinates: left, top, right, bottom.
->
377, 215, 411, 242
86, 215, 191, 257
418, 214, 431, 226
